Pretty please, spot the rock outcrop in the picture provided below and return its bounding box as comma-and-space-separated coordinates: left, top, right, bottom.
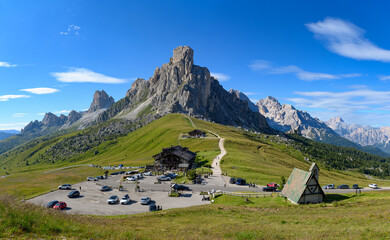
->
228, 89, 258, 112
100, 46, 276, 133
88, 90, 115, 113
326, 117, 390, 153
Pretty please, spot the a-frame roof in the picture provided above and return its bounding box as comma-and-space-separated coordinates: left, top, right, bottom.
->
281, 168, 312, 204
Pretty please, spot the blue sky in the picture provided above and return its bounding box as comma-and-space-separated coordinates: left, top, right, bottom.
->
2, 0, 390, 130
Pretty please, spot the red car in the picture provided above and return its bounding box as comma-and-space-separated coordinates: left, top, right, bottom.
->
267, 183, 278, 188
53, 201, 67, 210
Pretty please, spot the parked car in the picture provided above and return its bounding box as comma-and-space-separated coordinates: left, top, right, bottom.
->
140, 197, 151, 205
267, 183, 278, 188
149, 204, 157, 211
337, 185, 349, 189
126, 176, 138, 181
107, 195, 119, 204
352, 184, 359, 189
165, 173, 177, 179
118, 171, 126, 174
235, 178, 246, 185
323, 184, 335, 189
369, 183, 379, 189
53, 201, 67, 210
100, 186, 112, 191
144, 171, 153, 176
229, 178, 236, 184
96, 175, 104, 179
136, 173, 144, 179
171, 184, 190, 191
120, 194, 131, 205
45, 200, 59, 208
158, 176, 171, 181
67, 190, 80, 198
87, 176, 95, 181
58, 184, 72, 190
110, 172, 119, 175
262, 186, 277, 192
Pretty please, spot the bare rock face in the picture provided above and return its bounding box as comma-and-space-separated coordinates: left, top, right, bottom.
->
326, 117, 390, 153
102, 46, 275, 133
255, 96, 341, 141
88, 90, 115, 113
42, 113, 66, 127
228, 89, 258, 112
67, 110, 82, 125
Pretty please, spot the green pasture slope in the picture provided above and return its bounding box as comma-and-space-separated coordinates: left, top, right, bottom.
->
2, 191, 390, 239
1, 113, 390, 199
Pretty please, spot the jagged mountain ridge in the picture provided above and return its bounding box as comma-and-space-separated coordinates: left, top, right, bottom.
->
256, 96, 336, 140
0, 90, 115, 155
98, 46, 276, 133
227, 90, 389, 157
326, 117, 390, 154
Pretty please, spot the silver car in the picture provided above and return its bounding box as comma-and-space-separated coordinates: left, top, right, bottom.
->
107, 195, 119, 204
140, 197, 151, 205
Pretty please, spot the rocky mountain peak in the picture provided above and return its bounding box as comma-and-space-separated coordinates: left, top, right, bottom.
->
228, 89, 258, 112
88, 90, 115, 113
42, 112, 66, 127
257, 96, 282, 108
329, 117, 344, 123
104, 46, 276, 133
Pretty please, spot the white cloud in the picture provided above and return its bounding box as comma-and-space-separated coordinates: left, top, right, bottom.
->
20, 87, 60, 95
55, 110, 71, 115
12, 113, 26, 118
60, 25, 80, 36
250, 99, 259, 103
0, 122, 28, 130
0, 95, 30, 102
51, 68, 127, 84
0, 62, 16, 67
243, 92, 258, 96
378, 75, 390, 81
287, 87, 390, 125
37, 113, 45, 116
249, 60, 272, 71
211, 72, 230, 82
306, 17, 390, 62
251, 60, 361, 81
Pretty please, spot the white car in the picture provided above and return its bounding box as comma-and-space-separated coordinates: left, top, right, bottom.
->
143, 171, 153, 176
140, 197, 151, 205
369, 183, 379, 189
120, 194, 130, 205
58, 184, 72, 190
107, 195, 119, 204
126, 176, 138, 181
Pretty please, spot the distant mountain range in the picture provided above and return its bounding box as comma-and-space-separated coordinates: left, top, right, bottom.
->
326, 117, 390, 154
0, 130, 19, 141
227, 90, 390, 157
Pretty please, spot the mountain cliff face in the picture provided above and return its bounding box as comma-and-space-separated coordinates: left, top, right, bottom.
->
99, 46, 276, 133
88, 90, 115, 113
255, 96, 340, 142
326, 117, 390, 154
228, 89, 258, 112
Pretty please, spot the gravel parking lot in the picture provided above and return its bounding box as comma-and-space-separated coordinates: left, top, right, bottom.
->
28, 177, 209, 215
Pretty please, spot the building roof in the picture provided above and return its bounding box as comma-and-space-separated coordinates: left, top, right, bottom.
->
188, 129, 206, 135
281, 168, 312, 204
153, 145, 196, 161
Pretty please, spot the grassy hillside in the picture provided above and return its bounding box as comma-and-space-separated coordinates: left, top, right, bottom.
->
2, 113, 390, 193
2, 192, 390, 239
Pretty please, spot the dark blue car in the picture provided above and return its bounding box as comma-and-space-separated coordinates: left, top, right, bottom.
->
235, 178, 246, 185
46, 200, 59, 208
67, 190, 80, 198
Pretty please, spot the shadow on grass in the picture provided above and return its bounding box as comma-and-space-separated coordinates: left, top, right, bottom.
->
324, 194, 357, 203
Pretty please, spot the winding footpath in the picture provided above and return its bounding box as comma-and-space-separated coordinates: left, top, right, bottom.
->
184, 115, 226, 184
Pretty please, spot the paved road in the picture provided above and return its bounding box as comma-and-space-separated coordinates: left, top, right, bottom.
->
28, 177, 209, 216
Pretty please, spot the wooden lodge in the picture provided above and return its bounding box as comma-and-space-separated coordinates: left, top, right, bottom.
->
153, 145, 196, 171
188, 129, 206, 138
281, 163, 325, 204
